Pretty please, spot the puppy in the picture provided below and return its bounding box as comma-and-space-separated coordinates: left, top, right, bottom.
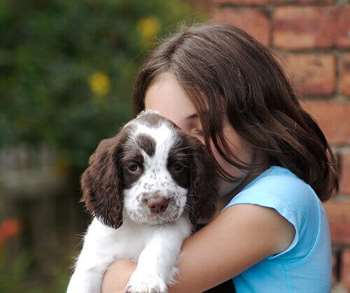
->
67, 111, 218, 293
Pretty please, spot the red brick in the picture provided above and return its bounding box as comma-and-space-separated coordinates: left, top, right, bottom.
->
272, 0, 333, 3
212, 8, 270, 45
281, 53, 335, 96
340, 153, 350, 196
301, 100, 350, 145
336, 6, 350, 48
340, 54, 350, 97
273, 7, 337, 49
214, 0, 269, 4
341, 250, 350, 290
324, 201, 350, 245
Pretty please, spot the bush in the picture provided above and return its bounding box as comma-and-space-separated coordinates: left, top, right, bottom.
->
0, 0, 200, 170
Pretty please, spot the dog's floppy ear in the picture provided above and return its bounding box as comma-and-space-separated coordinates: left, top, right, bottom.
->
80, 133, 125, 229
187, 137, 218, 226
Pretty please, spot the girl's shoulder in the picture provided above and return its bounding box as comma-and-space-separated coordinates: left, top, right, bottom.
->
227, 165, 320, 212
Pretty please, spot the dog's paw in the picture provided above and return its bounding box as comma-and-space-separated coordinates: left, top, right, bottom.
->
126, 270, 168, 293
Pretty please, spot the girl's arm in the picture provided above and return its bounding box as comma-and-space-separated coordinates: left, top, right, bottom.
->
102, 204, 295, 293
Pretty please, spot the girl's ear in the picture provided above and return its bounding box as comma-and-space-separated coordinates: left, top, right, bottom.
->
187, 137, 218, 227
80, 135, 124, 229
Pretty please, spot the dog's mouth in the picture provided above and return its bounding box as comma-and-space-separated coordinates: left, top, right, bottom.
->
126, 198, 184, 225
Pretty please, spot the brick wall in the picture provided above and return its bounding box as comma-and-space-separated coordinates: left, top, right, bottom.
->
208, 0, 350, 289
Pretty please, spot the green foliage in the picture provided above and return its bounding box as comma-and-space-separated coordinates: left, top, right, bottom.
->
0, 251, 32, 293
0, 0, 201, 170
0, 249, 71, 293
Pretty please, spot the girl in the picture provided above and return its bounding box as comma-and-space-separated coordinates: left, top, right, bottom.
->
102, 23, 338, 292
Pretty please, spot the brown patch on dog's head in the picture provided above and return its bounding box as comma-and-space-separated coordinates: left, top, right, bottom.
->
135, 134, 156, 157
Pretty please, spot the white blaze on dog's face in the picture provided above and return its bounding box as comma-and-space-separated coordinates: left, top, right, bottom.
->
121, 112, 190, 225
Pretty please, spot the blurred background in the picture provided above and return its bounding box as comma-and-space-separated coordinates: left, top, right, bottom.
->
0, 0, 349, 292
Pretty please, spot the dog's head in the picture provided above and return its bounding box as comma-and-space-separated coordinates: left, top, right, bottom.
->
81, 111, 218, 228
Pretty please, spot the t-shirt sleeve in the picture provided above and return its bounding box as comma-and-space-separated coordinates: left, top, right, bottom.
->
224, 172, 321, 260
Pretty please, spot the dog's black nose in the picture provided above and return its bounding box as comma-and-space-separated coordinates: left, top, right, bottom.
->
145, 197, 170, 214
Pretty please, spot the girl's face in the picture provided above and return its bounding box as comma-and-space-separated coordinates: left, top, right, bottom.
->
144, 72, 252, 194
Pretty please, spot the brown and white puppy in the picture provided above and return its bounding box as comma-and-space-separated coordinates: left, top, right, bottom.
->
67, 111, 217, 293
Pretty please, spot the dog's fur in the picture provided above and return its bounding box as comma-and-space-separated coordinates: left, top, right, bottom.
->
67, 111, 217, 293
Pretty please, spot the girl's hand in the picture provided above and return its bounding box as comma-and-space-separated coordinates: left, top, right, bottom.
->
102, 259, 136, 293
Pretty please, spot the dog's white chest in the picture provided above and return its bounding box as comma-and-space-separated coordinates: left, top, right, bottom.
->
85, 218, 151, 261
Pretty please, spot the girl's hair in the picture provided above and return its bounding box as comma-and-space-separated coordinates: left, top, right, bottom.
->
133, 23, 339, 201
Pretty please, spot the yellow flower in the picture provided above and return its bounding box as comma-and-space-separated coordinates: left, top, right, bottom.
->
88, 71, 111, 97
137, 16, 160, 45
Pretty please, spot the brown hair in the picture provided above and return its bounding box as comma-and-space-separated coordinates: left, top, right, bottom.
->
133, 23, 338, 201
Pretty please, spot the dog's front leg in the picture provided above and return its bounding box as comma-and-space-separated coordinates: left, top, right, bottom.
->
67, 240, 116, 293
67, 220, 118, 293
126, 217, 191, 293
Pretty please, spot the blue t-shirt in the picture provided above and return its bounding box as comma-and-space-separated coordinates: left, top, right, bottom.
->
225, 166, 332, 293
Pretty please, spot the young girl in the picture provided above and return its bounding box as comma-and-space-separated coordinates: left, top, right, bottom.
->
102, 23, 338, 292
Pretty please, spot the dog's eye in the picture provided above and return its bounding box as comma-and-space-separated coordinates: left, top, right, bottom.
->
170, 162, 185, 173
126, 162, 142, 174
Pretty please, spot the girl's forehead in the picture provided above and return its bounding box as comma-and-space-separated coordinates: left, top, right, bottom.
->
144, 72, 198, 128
